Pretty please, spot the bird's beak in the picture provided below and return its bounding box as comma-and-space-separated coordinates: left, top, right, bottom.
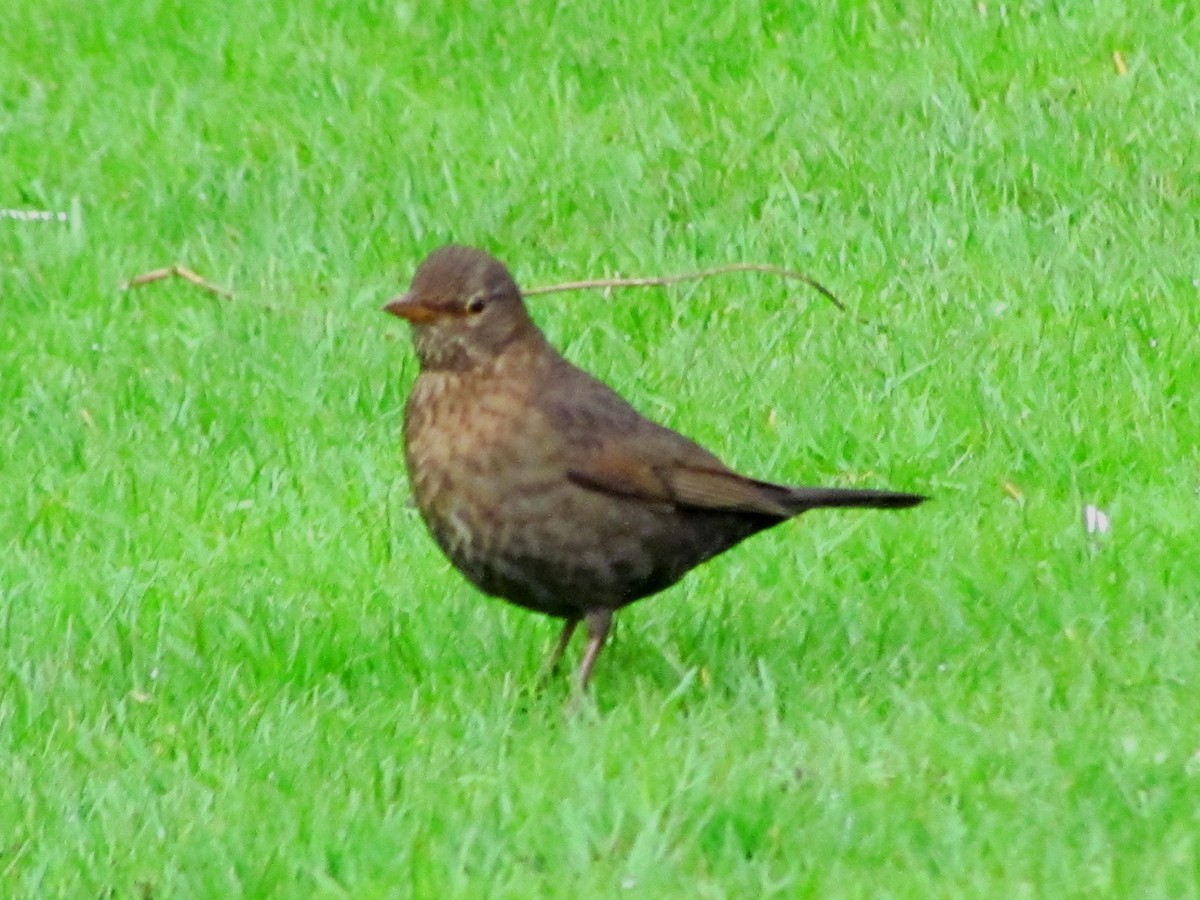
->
383, 292, 440, 324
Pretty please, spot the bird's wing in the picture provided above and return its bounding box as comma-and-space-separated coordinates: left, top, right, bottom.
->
664, 464, 794, 516
566, 440, 794, 517
540, 358, 795, 517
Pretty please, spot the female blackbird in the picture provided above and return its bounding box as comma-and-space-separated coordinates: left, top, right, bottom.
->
385, 245, 925, 689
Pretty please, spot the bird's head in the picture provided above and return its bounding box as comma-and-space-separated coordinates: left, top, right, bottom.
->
385, 245, 540, 371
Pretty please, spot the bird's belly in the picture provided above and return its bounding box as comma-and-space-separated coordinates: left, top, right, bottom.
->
417, 462, 763, 617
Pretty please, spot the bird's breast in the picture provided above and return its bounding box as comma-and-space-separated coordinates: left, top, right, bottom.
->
403, 366, 551, 555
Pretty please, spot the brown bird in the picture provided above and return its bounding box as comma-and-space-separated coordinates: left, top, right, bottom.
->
385, 245, 926, 690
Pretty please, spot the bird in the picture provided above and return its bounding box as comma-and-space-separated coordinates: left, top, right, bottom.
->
384, 244, 926, 690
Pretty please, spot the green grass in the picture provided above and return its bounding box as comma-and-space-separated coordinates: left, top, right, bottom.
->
3, 0, 1199, 895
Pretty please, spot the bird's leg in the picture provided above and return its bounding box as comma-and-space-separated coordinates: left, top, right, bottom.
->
577, 608, 614, 691
539, 617, 579, 681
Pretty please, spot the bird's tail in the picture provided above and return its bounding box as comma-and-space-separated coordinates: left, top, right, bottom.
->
779, 485, 928, 513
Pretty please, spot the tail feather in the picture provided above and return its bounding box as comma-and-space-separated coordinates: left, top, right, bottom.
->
779, 485, 928, 513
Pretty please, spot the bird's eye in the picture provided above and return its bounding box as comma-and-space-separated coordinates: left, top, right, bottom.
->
465, 294, 487, 315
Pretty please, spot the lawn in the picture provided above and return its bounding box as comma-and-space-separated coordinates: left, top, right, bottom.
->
2, 1, 1198, 895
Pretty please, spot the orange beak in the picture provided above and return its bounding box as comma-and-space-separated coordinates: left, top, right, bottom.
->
383, 292, 441, 324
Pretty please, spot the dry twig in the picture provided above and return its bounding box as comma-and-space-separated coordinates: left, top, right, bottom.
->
121, 265, 232, 299
524, 262, 847, 314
